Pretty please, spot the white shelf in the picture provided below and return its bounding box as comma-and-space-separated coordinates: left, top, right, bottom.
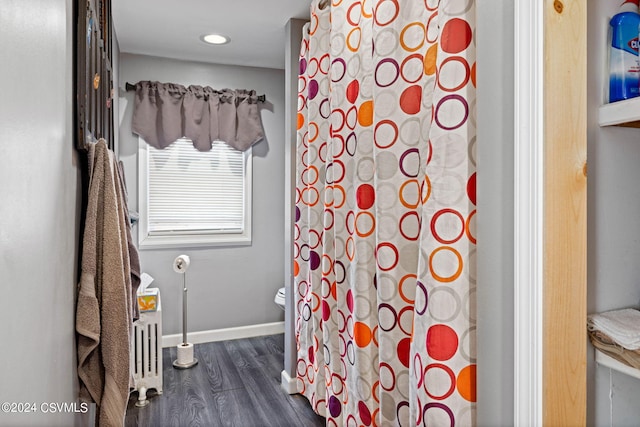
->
599, 97, 640, 127
595, 349, 640, 380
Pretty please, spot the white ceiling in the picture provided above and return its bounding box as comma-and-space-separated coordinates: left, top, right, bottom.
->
112, 0, 311, 70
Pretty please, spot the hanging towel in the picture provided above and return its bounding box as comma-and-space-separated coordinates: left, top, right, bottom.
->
76, 140, 132, 427
587, 308, 640, 350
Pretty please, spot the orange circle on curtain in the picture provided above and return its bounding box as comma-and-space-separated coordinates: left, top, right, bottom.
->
457, 364, 477, 402
356, 211, 376, 238
400, 22, 426, 52
346, 236, 355, 261
312, 292, 321, 312
422, 175, 432, 204
471, 61, 477, 87
358, 100, 374, 127
372, 325, 379, 347
429, 246, 463, 283
361, 0, 373, 18
293, 260, 300, 277
399, 179, 421, 209
399, 274, 417, 304
354, 322, 373, 347
424, 45, 438, 76
372, 380, 380, 403
309, 12, 320, 35
301, 187, 320, 206
297, 113, 305, 130
308, 122, 320, 142
322, 254, 333, 276
334, 184, 347, 209
466, 210, 477, 244
347, 27, 362, 52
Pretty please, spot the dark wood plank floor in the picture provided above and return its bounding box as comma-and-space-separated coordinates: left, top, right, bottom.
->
125, 334, 325, 427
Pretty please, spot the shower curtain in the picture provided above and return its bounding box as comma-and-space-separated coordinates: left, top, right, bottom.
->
294, 0, 476, 425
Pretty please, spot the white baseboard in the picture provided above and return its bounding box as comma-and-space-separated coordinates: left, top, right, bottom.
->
281, 370, 299, 395
162, 321, 285, 348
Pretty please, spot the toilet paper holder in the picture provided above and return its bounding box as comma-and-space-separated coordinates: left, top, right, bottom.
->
172, 255, 198, 369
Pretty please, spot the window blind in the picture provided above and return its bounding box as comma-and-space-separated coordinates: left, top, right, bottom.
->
147, 138, 245, 234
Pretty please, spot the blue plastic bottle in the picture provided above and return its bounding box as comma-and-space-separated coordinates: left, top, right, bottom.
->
610, 0, 640, 102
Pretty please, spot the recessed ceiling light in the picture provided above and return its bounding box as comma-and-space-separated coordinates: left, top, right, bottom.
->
201, 34, 230, 45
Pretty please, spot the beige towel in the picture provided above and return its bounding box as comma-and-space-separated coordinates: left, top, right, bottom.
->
76, 140, 132, 426
589, 330, 640, 370
587, 308, 640, 350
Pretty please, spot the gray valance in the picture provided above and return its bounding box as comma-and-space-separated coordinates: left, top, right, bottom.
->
131, 81, 264, 151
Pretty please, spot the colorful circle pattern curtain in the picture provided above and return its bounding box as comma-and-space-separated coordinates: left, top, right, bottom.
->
294, 0, 476, 425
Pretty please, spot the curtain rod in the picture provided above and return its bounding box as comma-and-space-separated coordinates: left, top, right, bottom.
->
124, 82, 266, 103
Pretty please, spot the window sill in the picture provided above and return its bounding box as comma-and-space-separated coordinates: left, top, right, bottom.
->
139, 232, 251, 250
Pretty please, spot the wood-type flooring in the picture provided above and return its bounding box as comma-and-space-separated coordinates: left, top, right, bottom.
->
125, 334, 325, 427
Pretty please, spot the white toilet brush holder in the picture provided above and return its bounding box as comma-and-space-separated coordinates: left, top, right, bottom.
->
172, 255, 198, 369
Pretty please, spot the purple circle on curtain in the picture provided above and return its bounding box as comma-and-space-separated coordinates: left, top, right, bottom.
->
416, 281, 429, 315
378, 303, 398, 332
309, 79, 320, 100
300, 58, 308, 76
375, 58, 400, 88
310, 250, 321, 270
335, 260, 346, 284
346, 132, 357, 156
324, 343, 331, 365
422, 403, 455, 427
295, 206, 301, 223
329, 395, 342, 418
300, 244, 311, 262
434, 94, 469, 131
320, 98, 331, 119
331, 58, 347, 82
396, 401, 410, 424
399, 148, 420, 178
346, 339, 355, 365
302, 303, 312, 321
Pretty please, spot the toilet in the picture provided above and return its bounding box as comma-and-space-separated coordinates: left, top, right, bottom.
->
274, 286, 286, 310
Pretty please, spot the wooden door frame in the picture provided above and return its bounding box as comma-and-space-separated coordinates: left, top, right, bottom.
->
514, 0, 587, 425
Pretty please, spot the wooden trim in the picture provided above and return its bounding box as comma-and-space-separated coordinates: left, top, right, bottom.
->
543, 0, 587, 425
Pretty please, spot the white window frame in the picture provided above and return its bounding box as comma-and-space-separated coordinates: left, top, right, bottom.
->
138, 137, 252, 249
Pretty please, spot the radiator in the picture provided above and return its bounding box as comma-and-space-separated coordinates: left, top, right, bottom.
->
130, 294, 163, 407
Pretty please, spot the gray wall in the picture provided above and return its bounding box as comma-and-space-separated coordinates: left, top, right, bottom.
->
118, 54, 286, 335
476, 1, 515, 425
0, 0, 81, 426
587, 1, 640, 425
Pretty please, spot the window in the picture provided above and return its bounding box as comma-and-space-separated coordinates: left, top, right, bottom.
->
138, 138, 252, 249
